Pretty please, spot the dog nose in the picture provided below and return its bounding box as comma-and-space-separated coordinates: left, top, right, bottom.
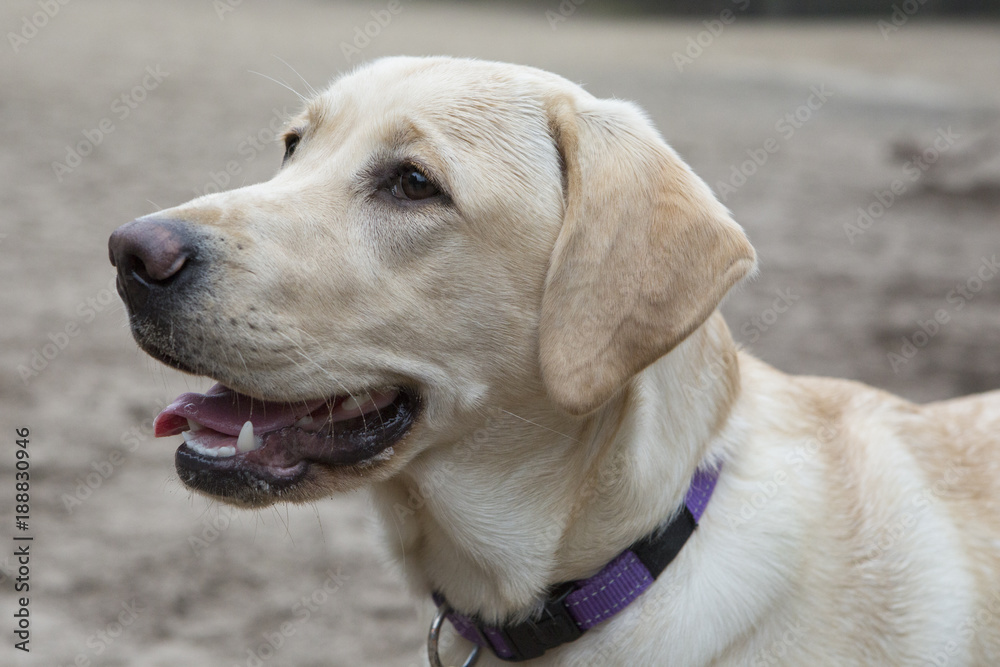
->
109, 218, 193, 311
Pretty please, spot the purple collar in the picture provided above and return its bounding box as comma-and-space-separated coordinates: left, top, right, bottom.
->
431, 466, 720, 663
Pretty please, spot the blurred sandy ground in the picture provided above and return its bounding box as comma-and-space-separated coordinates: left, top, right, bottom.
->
1, 1, 998, 665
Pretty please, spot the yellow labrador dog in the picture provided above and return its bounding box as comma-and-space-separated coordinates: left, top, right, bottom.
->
109, 57, 1000, 666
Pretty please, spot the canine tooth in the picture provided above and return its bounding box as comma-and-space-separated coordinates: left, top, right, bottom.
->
295, 415, 313, 427
237, 420, 261, 452
187, 419, 204, 432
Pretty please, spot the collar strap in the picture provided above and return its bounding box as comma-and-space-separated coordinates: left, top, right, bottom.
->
434, 466, 720, 662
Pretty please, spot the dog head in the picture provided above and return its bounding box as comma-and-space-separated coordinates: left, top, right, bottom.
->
109, 56, 755, 507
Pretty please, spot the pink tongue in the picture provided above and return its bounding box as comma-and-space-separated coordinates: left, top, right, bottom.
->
154, 384, 330, 437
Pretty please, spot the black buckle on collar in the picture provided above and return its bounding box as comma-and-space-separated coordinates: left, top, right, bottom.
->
492, 582, 582, 661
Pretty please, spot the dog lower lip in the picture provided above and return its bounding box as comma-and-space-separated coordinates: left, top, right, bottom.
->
133, 333, 205, 377
173, 390, 419, 501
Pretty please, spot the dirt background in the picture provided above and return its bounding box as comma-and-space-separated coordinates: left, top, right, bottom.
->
1, 2, 998, 665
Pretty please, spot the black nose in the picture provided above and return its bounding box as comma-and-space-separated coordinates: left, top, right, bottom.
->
109, 218, 193, 312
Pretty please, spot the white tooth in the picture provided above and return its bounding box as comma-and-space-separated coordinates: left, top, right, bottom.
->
237, 420, 260, 452
295, 415, 313, 427
182, 431, 237, 458
187, 419, 204, 432
343, 395, 378, 413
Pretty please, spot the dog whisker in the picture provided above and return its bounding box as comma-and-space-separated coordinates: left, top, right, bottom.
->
272, 54, 318, 98
499, 409, 582, 445
247, 69, 307, 103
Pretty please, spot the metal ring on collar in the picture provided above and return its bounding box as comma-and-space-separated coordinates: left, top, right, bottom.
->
428, 602, 481, 667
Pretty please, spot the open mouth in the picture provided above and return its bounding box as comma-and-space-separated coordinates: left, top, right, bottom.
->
154, 384, 418, 503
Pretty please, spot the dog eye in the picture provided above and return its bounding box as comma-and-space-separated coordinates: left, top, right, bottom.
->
392, 167, 439, 201
282, 133, 300, 164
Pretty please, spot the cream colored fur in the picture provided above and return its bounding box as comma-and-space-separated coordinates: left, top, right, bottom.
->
147, 57, 1000, 665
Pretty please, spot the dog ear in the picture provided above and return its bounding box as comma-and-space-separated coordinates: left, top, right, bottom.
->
540, 96, 756, 416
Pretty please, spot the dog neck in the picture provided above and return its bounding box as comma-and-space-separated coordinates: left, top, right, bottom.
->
371, 312, 741, 625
